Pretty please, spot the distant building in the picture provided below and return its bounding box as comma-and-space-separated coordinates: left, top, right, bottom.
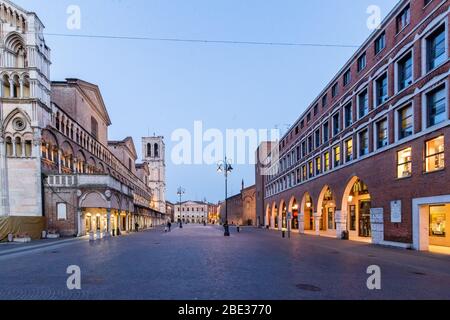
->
166, 201, 175, 222
219, 181, 256, 226
207, 203, 220, 224
175, 201, 210, 224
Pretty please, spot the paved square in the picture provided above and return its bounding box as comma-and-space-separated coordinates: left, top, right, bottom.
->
1, 225, 450, 300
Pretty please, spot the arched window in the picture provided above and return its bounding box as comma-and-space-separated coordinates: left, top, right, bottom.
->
147, 143, 152, 157
15, 137, 22, 157
25, 140, 32, 157
154, 143, 159, 158
6, 137, 13, 156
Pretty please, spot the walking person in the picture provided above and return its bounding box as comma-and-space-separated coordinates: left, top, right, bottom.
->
167, 221, 172, 232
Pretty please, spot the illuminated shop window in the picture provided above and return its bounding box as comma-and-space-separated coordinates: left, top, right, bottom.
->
397, 147, 412, 178
430, 206, 446, 238
425, 136, 445, 173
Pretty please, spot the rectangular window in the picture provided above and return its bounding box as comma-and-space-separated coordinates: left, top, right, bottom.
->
376, 73, 388, 106
300, 120, 305, 129
430, 205, 446, 238
302, 165, 307, 181
315, 157, 321, 175
345, 139, 353, 162
397, 147, 412, 178
57, 203, 67, 221
332, 113, 340, 136
343, 69, 351, 86
376, 118, 388, 149
426, 85, 446, 127
333, 146, 341, 167
323, 121, 329, 143
396, 5, 410, 33
358, 53, 367, 72
398, 105, 413, 139
332, 83, 339, 97
425, 136, 445, 173
344, 103, 352, 128
359, 130, 369, 156
375, 32, 386, 54
307, 113, 311, 123
322, 94, 328, 108
315, 130, 321, 148
426, 25, 446, 72
308, 161, 314, 178
314, 104, 319, 116
358, 89, 369, 118
308, 136, 313, 153
324, 152, 330, 172
398, 52, 413, 91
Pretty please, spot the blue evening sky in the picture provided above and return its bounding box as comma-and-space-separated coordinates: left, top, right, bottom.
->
15, 0, 397, 203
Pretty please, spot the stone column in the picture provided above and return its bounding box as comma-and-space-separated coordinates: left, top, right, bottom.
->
9, 79, 14, 98
57, 150, 62, 174
19, 79, 24, 98
314, 212, 321, 236
298, 212, 305, 234
335, 210, 347, 239
0, 133, 10, 216
106, 208, 111, 237
77, 208, 82, 237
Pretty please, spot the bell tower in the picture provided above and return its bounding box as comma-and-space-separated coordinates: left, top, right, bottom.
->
142, 135, 166, 214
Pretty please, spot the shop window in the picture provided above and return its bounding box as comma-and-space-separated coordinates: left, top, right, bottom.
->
397, 147, 412, 178
425, 136, 445, 173
430, 205, 446, 238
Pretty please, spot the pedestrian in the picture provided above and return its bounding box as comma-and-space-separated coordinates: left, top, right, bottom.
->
237, 223, 240, 233
135, 222, 139, 232
167, 221, 172, 232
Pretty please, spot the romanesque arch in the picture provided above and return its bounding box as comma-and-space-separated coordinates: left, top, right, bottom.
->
317, 185, 337, 234
341, 176, 372, 240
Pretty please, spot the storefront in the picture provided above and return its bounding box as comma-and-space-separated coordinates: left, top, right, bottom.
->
413, 196, 450, 253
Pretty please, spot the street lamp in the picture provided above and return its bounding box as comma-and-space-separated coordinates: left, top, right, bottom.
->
177, 187, 185, 228
217, 157, 233, 237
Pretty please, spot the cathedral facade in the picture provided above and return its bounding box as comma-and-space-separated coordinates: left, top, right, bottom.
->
0, 0, 168, 240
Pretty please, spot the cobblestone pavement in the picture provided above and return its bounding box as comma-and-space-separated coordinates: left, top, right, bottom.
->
1, 225, 450, 300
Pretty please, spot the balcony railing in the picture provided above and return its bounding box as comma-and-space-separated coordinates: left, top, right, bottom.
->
45, 174, 132, 196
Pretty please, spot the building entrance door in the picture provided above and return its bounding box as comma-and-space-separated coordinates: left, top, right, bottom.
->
359, 200, 371, 238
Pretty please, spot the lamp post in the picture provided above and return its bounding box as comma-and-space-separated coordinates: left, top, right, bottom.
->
217, 157, 233, 237
177, 187, 185, 228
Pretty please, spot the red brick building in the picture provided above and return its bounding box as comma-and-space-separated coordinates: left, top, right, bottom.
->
256, 0, 450, 252
219, 182, 257, 226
